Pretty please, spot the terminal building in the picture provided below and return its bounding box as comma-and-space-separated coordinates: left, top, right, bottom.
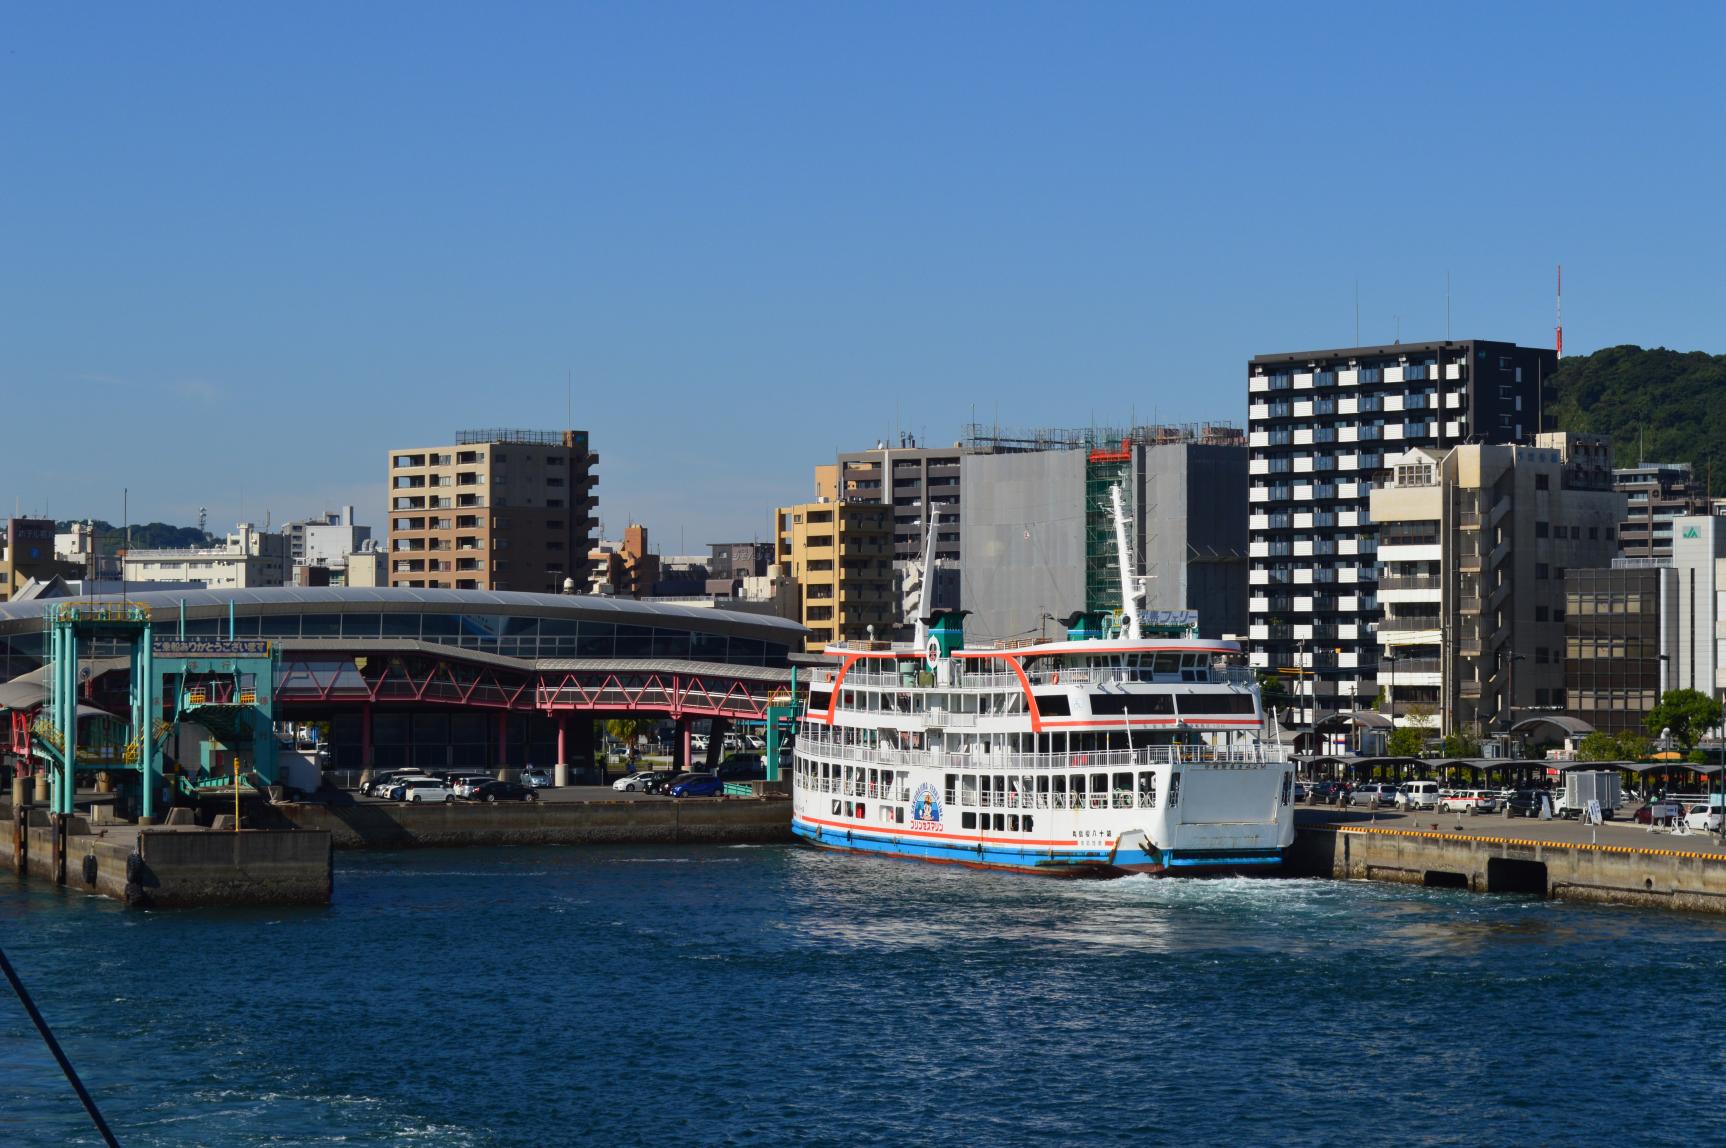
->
0, 587, 806, 781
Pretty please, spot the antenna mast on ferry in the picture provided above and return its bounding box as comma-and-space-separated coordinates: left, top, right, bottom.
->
1108, 484, 1146, 639
910, 508, 940, 651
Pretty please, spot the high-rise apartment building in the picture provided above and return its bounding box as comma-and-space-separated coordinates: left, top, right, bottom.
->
1247, 339, 1556, 708
387, 429, 598, 593
1614, 463, 1710, 561
773, 500, 893, 647
1671, 515, 1726, 705
1369, 434, 1623, 735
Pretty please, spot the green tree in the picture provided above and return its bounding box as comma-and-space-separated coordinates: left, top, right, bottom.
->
1440, 731, 1481, 758
1644, 689, 1725, 754
1576, 731, 1620, 762
1614, 731, 1651, 761
1386, 727, 1427, 758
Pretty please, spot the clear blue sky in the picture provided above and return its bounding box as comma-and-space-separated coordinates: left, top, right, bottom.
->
4, 3, 1721, 549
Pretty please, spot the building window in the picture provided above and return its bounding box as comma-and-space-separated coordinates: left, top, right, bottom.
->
1535, 521, 1549, 538
1536, 563, 1550, 580
1536, 474, 1549, 491
1535, 605, 1548, 622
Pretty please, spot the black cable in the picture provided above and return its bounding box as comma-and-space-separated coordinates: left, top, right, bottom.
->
0, 943, 122, 1147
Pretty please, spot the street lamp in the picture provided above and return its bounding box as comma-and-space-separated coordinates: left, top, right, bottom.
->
1499, 649, 1527, 757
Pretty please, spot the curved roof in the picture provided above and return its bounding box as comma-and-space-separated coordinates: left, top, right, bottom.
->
0, 586, 807, 643
1511, 714, 1595, 737
1312, 709, 1394, 731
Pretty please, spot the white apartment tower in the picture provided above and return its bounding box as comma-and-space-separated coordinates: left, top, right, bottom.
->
1246, 339, 1556, 710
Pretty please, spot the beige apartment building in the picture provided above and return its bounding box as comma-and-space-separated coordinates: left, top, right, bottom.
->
387, 429, 598, 593
774, 500, 894, 647
1370, 432, 1624, 737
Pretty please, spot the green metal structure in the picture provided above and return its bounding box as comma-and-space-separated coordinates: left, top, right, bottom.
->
33, 599, 281, 820
1084, 443, 1132, 614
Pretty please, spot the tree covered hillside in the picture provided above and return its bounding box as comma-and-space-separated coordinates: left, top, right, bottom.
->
1547, 345, 1726, 485
54, 521, 215, 552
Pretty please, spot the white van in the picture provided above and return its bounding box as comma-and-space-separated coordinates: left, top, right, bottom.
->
1398, 781, 1441, 811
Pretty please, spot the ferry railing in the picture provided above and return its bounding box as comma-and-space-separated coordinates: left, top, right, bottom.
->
808, 665, 1259, 691
796, 741, 1286, 771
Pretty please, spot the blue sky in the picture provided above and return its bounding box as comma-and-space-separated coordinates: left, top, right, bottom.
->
3, 3, 1721, 548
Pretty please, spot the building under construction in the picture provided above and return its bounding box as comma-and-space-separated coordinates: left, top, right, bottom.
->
956, 424, 1249, 642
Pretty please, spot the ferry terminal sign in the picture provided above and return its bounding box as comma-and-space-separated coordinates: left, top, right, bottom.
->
909, 782, 942, 831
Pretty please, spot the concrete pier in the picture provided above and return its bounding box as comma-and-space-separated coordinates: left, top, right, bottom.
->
1291, 812, 1726, 914
4, 806, 332, 908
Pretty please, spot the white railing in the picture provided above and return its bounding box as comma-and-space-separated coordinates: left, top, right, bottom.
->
807, 663, 1258, 691
795, 741, 1285, 771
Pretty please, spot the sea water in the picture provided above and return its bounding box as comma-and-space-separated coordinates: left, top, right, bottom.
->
3, 844, 1724, 1146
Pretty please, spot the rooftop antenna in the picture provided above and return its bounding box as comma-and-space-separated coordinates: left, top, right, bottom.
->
1555, 263, 1564, 358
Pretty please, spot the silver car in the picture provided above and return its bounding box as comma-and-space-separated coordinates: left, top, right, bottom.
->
1346, 783, 1398, 808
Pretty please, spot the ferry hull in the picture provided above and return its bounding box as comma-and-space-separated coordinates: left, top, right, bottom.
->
792, 816, 1283, 879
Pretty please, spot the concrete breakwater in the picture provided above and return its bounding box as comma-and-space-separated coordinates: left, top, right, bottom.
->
267, 795, 797, 850
1289, 822, 1726, 914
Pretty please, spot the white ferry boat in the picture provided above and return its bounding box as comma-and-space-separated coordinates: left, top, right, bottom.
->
790, 489, 1296, 877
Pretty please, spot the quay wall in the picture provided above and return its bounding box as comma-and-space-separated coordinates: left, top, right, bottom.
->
269, 797, 796, 850
5, 811, 331, 908
1290, 824, 1726, 914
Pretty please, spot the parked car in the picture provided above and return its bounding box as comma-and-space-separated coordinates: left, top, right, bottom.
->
715, 757, 767, 783
668, 773, 725, 798
451, 775, 495, 798
1683, 804, 1723, 832
399, 779, 454, 803
1306, 781, 1345, 805
643, 771, 697, 795
1438, 789, 1499, 815
377, 774, 440, 799
1346, 783, 1397, 808
1293, 782, 1309, 803
1397, 781, 1442, 811
470, 780, 539, 803
1505, 789, 1554, 818
1633, 799, 1686, 826
520, 767, 553, 788
612, 771, 662, 792
364, 771, 420, 797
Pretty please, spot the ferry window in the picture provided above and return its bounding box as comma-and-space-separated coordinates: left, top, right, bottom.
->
1169, 773, 1182, 807
962, 812, 977, 830
1091, 774, 1108, 808
1023, 815, 1035, 833
962, 775, 978, 805
1037, 694, 1071, 716
1152, 653, 1181, 677
1138, 772, 1158, 808
854, 803, 866, 818
1053, 775, 1068, 808
831, 800, 842, 816
1009, 815, 1020, 832
1070, 774, 1086, 805
1036, 775, 1050, 807
1113, 773, 1134, 808
993, 814, 1005, 831
945, 773, 958, 806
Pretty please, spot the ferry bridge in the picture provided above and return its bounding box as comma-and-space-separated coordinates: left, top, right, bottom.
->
0, 587, 807, 796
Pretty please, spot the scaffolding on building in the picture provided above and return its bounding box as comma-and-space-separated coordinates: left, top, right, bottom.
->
1084, 446, 1131, 615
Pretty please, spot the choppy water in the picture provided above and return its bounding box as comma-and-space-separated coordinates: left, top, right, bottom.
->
3, 845, 1724, 1146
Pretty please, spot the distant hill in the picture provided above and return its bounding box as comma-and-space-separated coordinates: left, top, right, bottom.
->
1548, 345, 1726, 487
54, 520, 215, 552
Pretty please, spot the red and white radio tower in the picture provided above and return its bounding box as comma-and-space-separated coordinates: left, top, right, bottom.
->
1555, 264, 1564, 358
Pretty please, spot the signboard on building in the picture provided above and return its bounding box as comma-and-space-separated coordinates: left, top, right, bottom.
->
152, 639, 272, 658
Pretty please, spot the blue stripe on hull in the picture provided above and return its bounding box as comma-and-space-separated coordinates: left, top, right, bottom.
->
791, 817, 1282, 878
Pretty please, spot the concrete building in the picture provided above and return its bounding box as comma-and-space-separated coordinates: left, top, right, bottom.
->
122, 523, 291, 589
343, 544, 387, 588
386, 428, 598, 593
0, 519, 80, 601
960, 429, 1249, 642
1671, 515, 1726, 705
1563, 564, 1677, 735
1248, 338, 1557, 708
588, 525, 660, 598
836, 437, 969, 565
774, 500, 894, 647
1614, 463, 1710, 561
284, 507, 372, 570
1369, 433, 1623, 736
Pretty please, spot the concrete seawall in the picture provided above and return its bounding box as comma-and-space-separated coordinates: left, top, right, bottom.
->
1291, 823, 1726, 914
269, 796, 796, 850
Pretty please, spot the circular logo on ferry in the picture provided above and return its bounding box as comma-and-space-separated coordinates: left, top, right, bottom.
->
909, 783, 942, 830
926, 638, 941, 669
